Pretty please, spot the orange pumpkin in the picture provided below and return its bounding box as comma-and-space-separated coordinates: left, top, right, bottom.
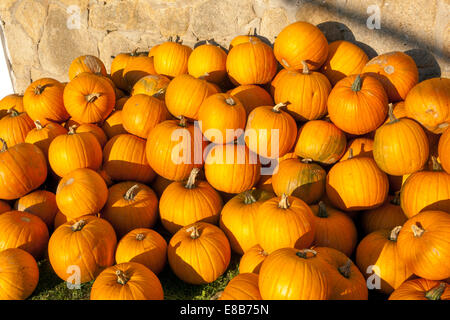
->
188, 42, 227, 84
151, 174, 173, 198
229, 32, 261, 50
439, 128, 450, 174
228, 84, 274, 116
389, 279, 450, 300
53, 210, 67, 230
0, 94, 24, 118
131, 74, 171, 98
68, 55, 107, 80
269, 68, 288, 97
111, 50, 144, 90
152, 40, 192, 78
239, 244, 269, 274
219, 273, 262, 300
122, 56, 157, 90
75, 123, 107, 148
101, 110, 127, 139
340, 137, 374, 161
14, 190, 58, 229
0, 108, 34, 147
25, 120, 68, 159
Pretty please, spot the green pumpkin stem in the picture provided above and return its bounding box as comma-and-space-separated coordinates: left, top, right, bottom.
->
317, 201, 329, 218
124, 184, 140, 200
185, 168, 200, 189
389, 226, 402, 241
0, 138, 8, 152
338, 259, 352, 278
391, 192, 401, 206
71, 219, 87, 232
135, 233, 146, 241
431, 156, 443, 171
295, 249, 317, 259
152, 88, 166, 98
34, 84, 48, 95
301, 61, 310, 75
411, 223, 425, 237
68, 125, 77, 135
186, 225, 200, 239
115, 270, 130, 285
351, 75, 362, 92
243, 189, 257, 204
425, 282, 446, 300
179, 116, 187, 128
34, 120, 43, 130
387, 103, 399, 123
7, 108, 19, 117
272, 102, 286, 113
278, 193, 290, 209
86, 93, 101, 103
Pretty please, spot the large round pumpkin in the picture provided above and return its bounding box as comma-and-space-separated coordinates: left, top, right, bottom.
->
0, 108, 35, 147
219, 273, 262, 300
152, 40, 192, 78
14, 190, 58, 229
25, 121, 68, 159
389, 278, 450, 300
188, 42, 227, 84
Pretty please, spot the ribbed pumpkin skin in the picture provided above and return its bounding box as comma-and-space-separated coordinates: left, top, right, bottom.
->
244, 105, 297, 158
131, 74, 171, 98
123, 56, 157, 89
399, 169, 450, 218
356, 228, 413, 294
48, 129, 103, 177
55, 168, 108, 220
23, 78, 69, 125
167, 222, 231, 285
101, 110, 127, 139
90, 262, 164, 300
404, 78, 450, 134
204, 144, 261, 194
327, 74, 388, 135
53, 211, 67, 230
310, 203, 358, 257
25, 122, 68, 158
226, 40, 277, 85
219, 189, 274, 255
0, 248, 39, 300
259, 248, 329, 300
15, 190, 58, 229
314, 247, 368, 300
115, 228, 167, 275
340, 138, 374, 161
271, 158, 326, 205
219, 273, 262, 300
0, 110, 35, 147
159, 178, 223, 234
397, 210, 450, 280
102, 182, 159, 238
389, 278, 450, 300
255, 195, 316, 253
63, 73, 116, 124
239, 244, 269, 274
68, 55, 107, 80
0, 142, 47, 200
294, 120, 347, 165
273, 69, 331, 121
439, 128, 450, 174
320, 40, 369, 85
228, 85, 274, 116
153, 41, 192, 78
362, 51, 419, 102
0, 211, 49, 260
165, 74, 218, 120
75, 123, 107, 148
274, 21, 328, 71
188, 43, 227, 84
48, 216, 117, 283
326, 157, 389, 212
146, 120, 206, 181
0, 94, 24, 118
103, 134, 155, 183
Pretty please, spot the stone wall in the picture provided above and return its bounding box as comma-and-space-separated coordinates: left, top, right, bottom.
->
0, 0, 448, 93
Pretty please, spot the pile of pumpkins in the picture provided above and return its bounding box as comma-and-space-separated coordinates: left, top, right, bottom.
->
0, 20, 449, 301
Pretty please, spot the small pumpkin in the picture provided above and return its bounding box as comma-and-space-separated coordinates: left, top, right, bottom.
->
0, 94, 24, 118
219, 273, 262, 300
25, 120, 68, 159
152, 40, 192, 78
14, 190, 58, 229
188, 42, 227, 84
68, 55, 107, 80
131, 74, 171, 98
123, 56, 157, 91
111, 50, 144, 90
340, 137, 374, 161
239, 244, 269, 274
389, 279, 450, 300
0, 108, 35, 147
75, 123, 107, 148
101, 110, 127, 139
439, 128, 450, 174
229, 32, 261, 49
228, 84, 274, 116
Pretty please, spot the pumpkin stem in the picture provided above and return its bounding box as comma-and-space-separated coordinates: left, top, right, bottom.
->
198, 72, 210, 80
34, 84, 50, 95
411, 223, 425, 237
272, 102, 286, 113
186, 225, 200, 239
278, 193, 290, 209
178, 116, 187, 128
68, 125, 77, 135
131, 48, 140, 56
301, 60, 310, 75
387, 103, 399, 123
389, 226, 402, 241
338, 259, 352, 278
135, 233, 146, 241
0, 138, 8, 153
152, 88, 166, 98
225, 97, 236, 106
185, 168, 200, 189
431, 156, 443, 171
295, 249, 317, 259
243, 189, 257, 204
317, 201, 328, 218
85, 93, 101, 103
34, 120, 43, 130
351, 75, 362, 92
115, 270, 130, 285
71, 219, 87, 232
347, 148, 354, 160
124, 184, 140, 200
7, 108, 19, 117
301, 158, 313, 164
391, 192, 401, 206
425, 282, 446, 300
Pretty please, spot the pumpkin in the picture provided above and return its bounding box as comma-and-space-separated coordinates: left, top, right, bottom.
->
53, 210, 67, 230
258, 248, 329, 300
226, 39, 277, 85
404, 77, 450, 134
327, 74, 388, 135
0, 108, 34, 147
165, 74, 218, 120
0, 248, 39, 300
167, 222, 231, 285
439, 128, 450, 174
320, 40, 369, 85
103, 133, 156, 183
14, 190, 58, 229
0, 200, 11, 214
362, 51, 419, 102
360, 194, 408, 235
255, 194, 316, 253
400, 157, 450, 218
389, 279, 450, 300
23, 78, 69, 125
273, 62, 332, 121
151, 174, 173, 198
159, 168, 223, 234
0, 210, 49, 259
68, 55, 107, 80
48, 125, 102, 177
228, 84, 273, 116
274, 21, 328, 71
152, 40, 192, 78
340, 137, 374, 161
0, 140, 47, 200
25, 120, 68, 159
397, 210, 450, 280
63, 73, 116, 124
239, 244, 269, 274
90, 262, 164, 300
188, 42, 227, 84
0, 94, 24, 118
48, 216, 117, 283
111, 50, 143, 90
373, 104, 429, 176
229, 31, 261, 49
55, 168, 108, 220
219, 273, 262, 300
326, 150, 389, 211
75, 123, 107, 147
204, 143, 261, 194
114, 96, 129, 111
294, 120, 347, 165
102, 182, 158, 238
122, 94, 168, 139
101, 110, 127, 139
122, 56, 157, 90
310, 202, 358, 257
131, 74, 171, 99
219, 189, 274, 255
146, 118, 206, 182
115, 228, 167, 275
198, 93, 246, 144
